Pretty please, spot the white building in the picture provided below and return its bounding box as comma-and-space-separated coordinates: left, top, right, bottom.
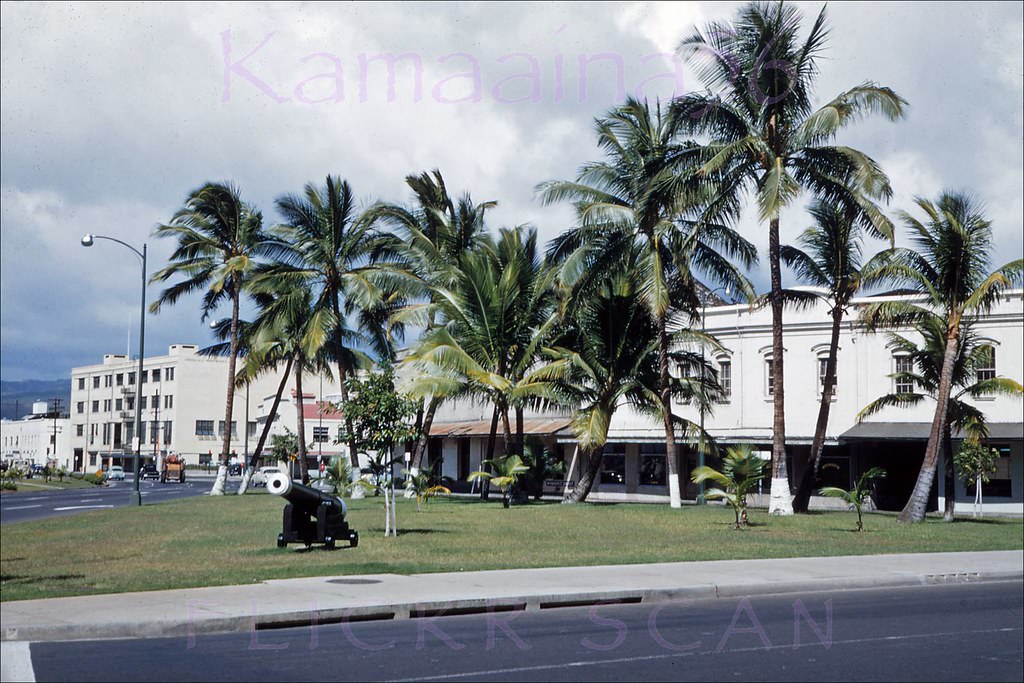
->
69, 345, 344, 471
423, 290, 1024, 514
1, 401, 71, 470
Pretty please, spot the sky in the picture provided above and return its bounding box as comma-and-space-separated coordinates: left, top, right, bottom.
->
1, 1, 1022, 381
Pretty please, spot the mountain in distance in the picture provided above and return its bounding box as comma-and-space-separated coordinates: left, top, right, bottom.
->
0, 379, 71, 420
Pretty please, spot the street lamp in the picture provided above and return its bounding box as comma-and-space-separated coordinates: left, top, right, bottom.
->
82, 233, 147, 507
698, 285, 730, 504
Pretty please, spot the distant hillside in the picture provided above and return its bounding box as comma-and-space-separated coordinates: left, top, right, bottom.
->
0, 379, 71, 419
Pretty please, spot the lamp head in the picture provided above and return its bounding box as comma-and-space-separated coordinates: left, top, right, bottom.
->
80, 234, 95, 247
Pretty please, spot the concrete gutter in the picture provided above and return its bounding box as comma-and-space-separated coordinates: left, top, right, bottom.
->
1, 550, 1020, 643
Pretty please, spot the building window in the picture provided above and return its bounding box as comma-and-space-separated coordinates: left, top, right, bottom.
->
765, 358, 774, 396
124, 422, 133, 444
639, 443, 666, 486
718, 359, 732, 401
77, 401, 85, 414
126, 397, 135, 411
104, 374, 112, 388
895, 355, 915, 394
164, 395, 173, 410
152, 368, 161, 382
817, 357, 836, 395
116, 373, 123, 386
93, 376, 100, 389
312, 427, 330, 443
103, 399, 112, 412
165, 367, 175, 381
139, 396, 147, 410
247, 421, 257, 438
78, 377, 85, 391
128, 372, 135, 385
76, 424, 84, 437
141, 370, 148, 384
102, 423, 111, 445
599, 444, 627, 485
218, 421, 237, 438
195, 420, 215, 437
163, 421, 172, 445
976, 346, 996, 383
115, 398, 123, 411
139, 422, 147, 444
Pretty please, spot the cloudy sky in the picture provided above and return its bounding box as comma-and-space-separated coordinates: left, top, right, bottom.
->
1, 1, 1022, 381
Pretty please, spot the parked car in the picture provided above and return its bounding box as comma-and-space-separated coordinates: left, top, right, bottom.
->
228, 463, 242, 476
108, 465, 125, 481
139, 463, 160, 481
251, 466, 283, 487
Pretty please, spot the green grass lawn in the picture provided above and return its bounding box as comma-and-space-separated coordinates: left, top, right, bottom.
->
3, 476, 100, 491
1, 494, 1021, 602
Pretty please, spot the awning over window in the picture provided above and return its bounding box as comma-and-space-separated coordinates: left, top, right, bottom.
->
840, 422, 1024, 442
429, 418, 572, 438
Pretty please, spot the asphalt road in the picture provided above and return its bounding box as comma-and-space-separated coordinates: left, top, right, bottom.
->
25, 581, 1024, 682
0, 475, 231, 524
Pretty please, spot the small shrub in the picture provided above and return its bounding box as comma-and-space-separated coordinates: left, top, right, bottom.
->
83, 471, 106, 485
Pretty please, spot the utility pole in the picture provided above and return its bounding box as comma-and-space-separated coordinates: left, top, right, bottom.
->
50, 397, 63, 464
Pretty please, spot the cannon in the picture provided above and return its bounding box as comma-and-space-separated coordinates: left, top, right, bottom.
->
267, 472, 358, 550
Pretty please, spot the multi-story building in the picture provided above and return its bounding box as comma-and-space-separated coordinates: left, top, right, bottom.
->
423, 289, 1024, 514
0, 401, 71, 470
68, 344, 344, 471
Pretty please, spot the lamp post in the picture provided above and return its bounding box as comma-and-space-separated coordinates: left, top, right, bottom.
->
82, 233, 146, 507
698, 285, 730, 504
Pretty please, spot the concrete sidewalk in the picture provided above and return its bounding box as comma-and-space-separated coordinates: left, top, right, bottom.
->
2, 550, 1020, 644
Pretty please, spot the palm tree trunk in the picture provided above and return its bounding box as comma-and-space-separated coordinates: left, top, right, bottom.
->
481, 404, 499, 500
563, 444, 605, 503
211, 282, 241, 496
658, 312, 682, 508
515, 407, 524, 458
411, 396, 441, 471
238, 356, 294, 495
501, 405, 514, 458
294, 353, 310, 485
767, 216, 792, 515
793, 305, 843, 513
899, 330, 960, 522
942, 418, 956, 522
332, 300, 361, 473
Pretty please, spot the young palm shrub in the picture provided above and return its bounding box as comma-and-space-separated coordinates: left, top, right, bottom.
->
691, 446, 768, 529
468, 455, 530, 508
403, 463, 452, 511
819, 467, 886, 531
675, 2, 906, 514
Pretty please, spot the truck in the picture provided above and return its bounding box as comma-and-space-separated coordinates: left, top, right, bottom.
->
161, 454, 186, 483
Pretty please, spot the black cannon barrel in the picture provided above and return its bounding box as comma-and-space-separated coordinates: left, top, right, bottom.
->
267, 473, 347, 513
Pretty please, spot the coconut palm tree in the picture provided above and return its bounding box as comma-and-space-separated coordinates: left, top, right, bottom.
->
468, 455, 531, 508
781, 200, 892, 512
819, 467, 886, 531
674, 1, 907, 513
691, 445, 768, 529
265, 175, 393, 471
859, 312, 1023, 521
364, 170, 495, 471
538, 96, 756, 508
402, 226, 561, 471
150, 181, 270, 495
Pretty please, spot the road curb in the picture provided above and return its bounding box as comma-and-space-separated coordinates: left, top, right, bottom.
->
4, 568, 1020, 643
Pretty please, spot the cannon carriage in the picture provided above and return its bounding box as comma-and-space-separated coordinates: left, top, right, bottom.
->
267, 472, 358, 550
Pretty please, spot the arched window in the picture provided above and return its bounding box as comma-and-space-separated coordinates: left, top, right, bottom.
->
976, 345, 996, 383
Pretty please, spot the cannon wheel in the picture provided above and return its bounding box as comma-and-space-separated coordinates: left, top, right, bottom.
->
276, 534, 286, 548
324, 535, 336, 550
349, 531, 359, 548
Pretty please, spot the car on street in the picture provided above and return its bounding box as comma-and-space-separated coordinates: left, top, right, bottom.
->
228, 463, 242, 476
108, 465, 125, 480
251, 466, 283, 487
139, 463, 160, 481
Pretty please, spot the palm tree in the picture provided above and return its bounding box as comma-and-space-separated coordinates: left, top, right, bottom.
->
468, 455, 531, 508
781, 200, 892, 512
691, 445, 768, 529
150, 181, 270, 495
859, 312, 1023, 521
265, 176, 391, 471
539, 96, 755, 508
402, 226, 562, 476
364, 170, 495, 472
674, 1, 907, 513
819, 467, 886, 531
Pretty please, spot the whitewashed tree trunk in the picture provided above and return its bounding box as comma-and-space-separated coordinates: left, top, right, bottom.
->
209, 464, 228, 496
975, 474, 983, 518
237, 467, 253, 495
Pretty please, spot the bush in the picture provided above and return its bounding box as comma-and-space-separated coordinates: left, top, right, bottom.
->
83, 471, 106, 485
